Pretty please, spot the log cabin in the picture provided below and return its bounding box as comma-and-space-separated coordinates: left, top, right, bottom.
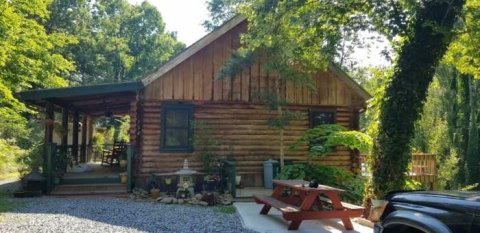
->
18, 16, 370, 193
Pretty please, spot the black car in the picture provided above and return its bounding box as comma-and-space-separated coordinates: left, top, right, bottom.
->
374, 191, 480, 233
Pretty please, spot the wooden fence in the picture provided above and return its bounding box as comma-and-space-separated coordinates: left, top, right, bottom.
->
409, 153, 436, 189
359, 153, 436, 190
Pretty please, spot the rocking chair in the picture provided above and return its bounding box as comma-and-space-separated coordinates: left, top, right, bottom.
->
101, 141, 127, 167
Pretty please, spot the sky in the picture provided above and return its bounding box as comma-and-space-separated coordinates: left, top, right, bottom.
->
128, 0, 210, 46
127, 0, 390, 68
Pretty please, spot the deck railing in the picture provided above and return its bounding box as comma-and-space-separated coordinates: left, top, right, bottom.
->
359, 153, 436, 189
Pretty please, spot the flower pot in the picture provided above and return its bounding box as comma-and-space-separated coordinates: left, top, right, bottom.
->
150, 188, 160, 199
119, 173, 127, 184
119, 159, 127, 168
235, 175, 242, 186
203, 180, 216, 191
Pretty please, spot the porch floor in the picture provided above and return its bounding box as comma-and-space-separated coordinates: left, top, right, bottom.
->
63, 162, 124, 179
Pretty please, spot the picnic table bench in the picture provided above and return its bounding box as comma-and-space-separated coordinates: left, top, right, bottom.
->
254, 179, 364, 230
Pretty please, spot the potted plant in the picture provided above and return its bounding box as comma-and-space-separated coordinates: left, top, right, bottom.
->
193, 120, 221, 191
146, 173, 160, 199
203, 174, 217, 191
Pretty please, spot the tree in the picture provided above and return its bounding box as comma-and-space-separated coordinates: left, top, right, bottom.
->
443, 0, 480, 185
371, 0, 466, 197
46, 0, 184, 84
0, 0, 74, 143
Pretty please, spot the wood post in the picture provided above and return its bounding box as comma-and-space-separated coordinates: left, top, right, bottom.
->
80, 115, 87, 163
87, 115, 94, 161
45, 143, 56, 194
61, 108, 69, 154
72, 111, 79, 165
127, 144, 134, 192
44, 103, 54, 144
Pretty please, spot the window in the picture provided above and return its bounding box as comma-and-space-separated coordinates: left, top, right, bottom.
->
160, 104, 194, 152
310, 110, 335, 128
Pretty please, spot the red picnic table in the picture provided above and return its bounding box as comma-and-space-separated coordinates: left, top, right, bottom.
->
254, 179, 364, 230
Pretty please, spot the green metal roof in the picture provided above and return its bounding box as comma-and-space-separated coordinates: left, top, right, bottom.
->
18, 81, 144, 101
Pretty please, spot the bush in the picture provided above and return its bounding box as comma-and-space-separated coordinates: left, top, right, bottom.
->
0, 139, 26, 178
277, 163, 365, 205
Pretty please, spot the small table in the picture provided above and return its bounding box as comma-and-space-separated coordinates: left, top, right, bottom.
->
254, 179, 364, 230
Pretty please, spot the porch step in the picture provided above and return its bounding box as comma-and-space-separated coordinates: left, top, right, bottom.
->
51, 183, 126, 195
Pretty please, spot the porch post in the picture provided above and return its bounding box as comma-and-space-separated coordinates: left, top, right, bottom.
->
44, 103, 54, 144
61, 108, 69, 154
87, 115, 94, 161
44, 103, 54, 169
72, 111, 79, 164
80, 115, 87, 163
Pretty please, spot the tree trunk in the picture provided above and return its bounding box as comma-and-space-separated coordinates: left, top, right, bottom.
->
465, 75, 480, 184
372, 0, 465, 197
456, 74, 471, 186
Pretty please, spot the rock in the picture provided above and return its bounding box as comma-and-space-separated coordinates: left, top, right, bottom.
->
201, 192, 216, 206
155, 197, 163, 202
199, 201, 208, 206
190, 199, 199, 205
177, 199, 184, 204
194, 194, 203, 200
172, 198, 178, 204
160, 197, 173, 204
219, 194, 233, 205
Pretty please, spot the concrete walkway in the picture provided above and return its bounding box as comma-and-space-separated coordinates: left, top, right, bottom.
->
234, 202, 373, 233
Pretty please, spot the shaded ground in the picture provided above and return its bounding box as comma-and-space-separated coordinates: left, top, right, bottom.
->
0, 178, 21, 193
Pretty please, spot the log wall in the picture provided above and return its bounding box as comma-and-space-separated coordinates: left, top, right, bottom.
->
135, 101, 355, 187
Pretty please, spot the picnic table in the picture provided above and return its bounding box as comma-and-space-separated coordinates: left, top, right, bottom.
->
254, 179, 364, 230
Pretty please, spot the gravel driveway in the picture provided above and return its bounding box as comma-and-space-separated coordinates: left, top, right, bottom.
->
0, 196, 257, 233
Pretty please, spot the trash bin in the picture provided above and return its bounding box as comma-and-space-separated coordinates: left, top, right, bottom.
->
263, 159, 279, 189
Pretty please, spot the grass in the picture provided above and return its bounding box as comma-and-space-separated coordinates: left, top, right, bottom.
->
0, 191, 25, 222
214, 206, 237, 214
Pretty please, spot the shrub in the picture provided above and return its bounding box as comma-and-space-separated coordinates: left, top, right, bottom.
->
277, 163, 365, 205
0, 139, 26, 177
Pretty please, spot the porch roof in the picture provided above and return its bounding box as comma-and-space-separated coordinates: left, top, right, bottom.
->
17, 81, 144, 116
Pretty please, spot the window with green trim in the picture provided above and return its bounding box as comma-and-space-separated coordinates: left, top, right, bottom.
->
160, 104, 194, 152
310, 109, 335, 128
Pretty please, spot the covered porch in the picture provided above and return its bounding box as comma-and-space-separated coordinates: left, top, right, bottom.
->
18, 81, 144, 194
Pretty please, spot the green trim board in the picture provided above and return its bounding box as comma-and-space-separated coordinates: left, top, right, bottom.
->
17, 81, 144, 101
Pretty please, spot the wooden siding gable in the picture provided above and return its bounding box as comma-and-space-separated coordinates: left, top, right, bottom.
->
141, 16, 371, 105
142, 15, 246, 86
